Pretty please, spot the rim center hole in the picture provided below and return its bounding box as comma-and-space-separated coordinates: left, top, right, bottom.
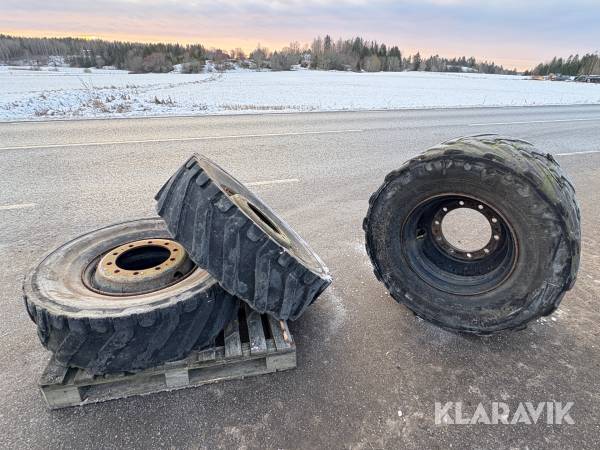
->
247, 201, 281, 235
441, 208, 492, 252
115, 245, 171, 271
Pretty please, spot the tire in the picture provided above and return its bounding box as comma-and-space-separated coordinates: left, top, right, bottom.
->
364, 135, 580, 334
23, 218, 239, 374
155, 154, 331, 320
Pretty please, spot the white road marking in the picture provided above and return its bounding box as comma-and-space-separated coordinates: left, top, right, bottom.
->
469, 117, 600, 126
0, 180, 293, 212
0, 182, 293, 211
246, 178, 300, 187
0, 129, 364, 151
556, 150, 600, 156
0, 203, 36, 211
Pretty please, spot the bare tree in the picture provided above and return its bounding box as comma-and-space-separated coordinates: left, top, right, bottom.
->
387, 56, 400, 71
125, 50, 143, 73
250, 45, 268, 70
142, 52, 173, 73
231, 48, 246, 60
364, 55, 381, 72
180, 60, 204, 73
271, 51, 295, 71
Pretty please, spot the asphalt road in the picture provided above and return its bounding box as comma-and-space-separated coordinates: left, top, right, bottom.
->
1, 105, 600, 449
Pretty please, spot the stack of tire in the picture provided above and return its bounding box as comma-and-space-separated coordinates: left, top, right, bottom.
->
24, 154, 332, 374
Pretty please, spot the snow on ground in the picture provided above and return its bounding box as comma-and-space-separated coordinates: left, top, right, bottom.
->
1, 66, 599, 121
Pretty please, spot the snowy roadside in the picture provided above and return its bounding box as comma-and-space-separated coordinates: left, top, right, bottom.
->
1, 66, 599, 121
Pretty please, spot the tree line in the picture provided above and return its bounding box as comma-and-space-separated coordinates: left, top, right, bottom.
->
0, 34, 518, 74
529, 54, 600, 76
307, 36, 516, 74
0, 34, 210, 73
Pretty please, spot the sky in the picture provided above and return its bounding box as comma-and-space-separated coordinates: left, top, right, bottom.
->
1, 0, 599, 70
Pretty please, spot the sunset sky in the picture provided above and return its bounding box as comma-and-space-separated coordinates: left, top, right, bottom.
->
2, 0, 599, 70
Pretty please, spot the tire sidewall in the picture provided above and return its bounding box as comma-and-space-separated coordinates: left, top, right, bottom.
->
24, 218, 217, 319
367, 156, 568, 331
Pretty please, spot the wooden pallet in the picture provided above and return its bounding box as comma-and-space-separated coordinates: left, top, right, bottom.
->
39, 305, 296, 409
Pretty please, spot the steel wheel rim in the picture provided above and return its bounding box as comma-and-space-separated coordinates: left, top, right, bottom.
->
83, 238, 198, 296
400, 194, 518, 296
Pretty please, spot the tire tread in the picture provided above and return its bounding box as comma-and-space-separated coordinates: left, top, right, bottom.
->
25, 285, 238, 374
156, 157, 331, 320
364, 135, 580, 334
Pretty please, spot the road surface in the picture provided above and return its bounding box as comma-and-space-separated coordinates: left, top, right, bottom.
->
1, 105, 600, 449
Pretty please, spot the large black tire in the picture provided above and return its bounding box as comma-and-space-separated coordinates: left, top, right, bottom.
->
156, 154, 331, 320
364, 135, 580, 334
23, 218, 239, 374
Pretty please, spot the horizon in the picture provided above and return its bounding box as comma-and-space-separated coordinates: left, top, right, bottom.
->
0, 31, 530, 70
2, 1, 600, 71
3, 31, 597, 72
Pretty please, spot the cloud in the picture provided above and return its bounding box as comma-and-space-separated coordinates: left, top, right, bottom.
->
1, 0, 599, 69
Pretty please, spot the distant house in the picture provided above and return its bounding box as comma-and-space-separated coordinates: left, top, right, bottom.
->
48, 55, 66, 67
575, 75, 600, 84
446, 65, 478, 73
301, 53, 311, 68
547, 73, 572, 81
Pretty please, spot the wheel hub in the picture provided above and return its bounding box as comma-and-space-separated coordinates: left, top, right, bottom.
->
430, 198, 503, 260
93, 239, 194, 294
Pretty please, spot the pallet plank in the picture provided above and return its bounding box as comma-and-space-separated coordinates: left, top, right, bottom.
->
39, 355, 69, 386
189, 358, 272, 384
41, 385, 82, 409
244, 304, 267, 355
164, 368, 190, 388
224, 318, 242, 358
197, 344, 217, 363
279, 320, 294, 346
266, 352, 297, 371
73, 368, 96, 385
267, 316, 293, 351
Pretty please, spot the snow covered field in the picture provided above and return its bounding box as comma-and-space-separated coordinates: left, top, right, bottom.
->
1, 66, 599, 121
